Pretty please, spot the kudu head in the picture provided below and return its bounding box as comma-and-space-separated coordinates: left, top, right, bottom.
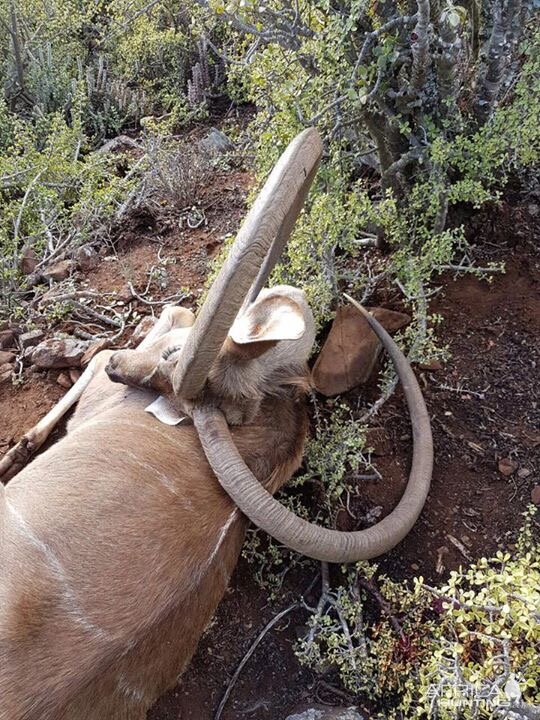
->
106, 128, 433, 563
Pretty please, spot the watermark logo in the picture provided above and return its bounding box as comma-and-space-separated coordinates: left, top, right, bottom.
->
425, 673, 537, 716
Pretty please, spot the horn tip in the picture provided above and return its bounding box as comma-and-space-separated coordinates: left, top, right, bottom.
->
343, 293, 369, 318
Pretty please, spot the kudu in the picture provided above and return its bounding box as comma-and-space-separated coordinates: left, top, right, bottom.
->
0, 128, 433, 720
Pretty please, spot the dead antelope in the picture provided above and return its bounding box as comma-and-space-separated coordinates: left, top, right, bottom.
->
0, 129, 432, 720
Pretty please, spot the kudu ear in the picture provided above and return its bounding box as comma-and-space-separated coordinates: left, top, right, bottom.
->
229, 294, 306, 345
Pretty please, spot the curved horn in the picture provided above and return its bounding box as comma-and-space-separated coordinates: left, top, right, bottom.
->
192, 297, 433, 562
173, 128, 323, 399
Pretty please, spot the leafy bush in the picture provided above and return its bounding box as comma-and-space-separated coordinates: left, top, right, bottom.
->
0, 102, 132, 317
296, 507, 540, 719
0, 0, 223, 142
206, 3, 539, 332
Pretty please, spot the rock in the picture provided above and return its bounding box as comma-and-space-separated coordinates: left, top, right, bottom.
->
31, 338, 88, 369
132, 316, 156, 345
419, 359, 444, 371
498, 457, 518, 477
74, 244, 99, 272
531, 486, 540, 505
19, 329, 45, 349
285, 707, 365, 720
81, 339, 110, 366
198, 128, 234, 156
42, 259, 74, 282
517, 467, 531, 479
23, 272, 45, 288
116, 284, 135, 303
0, 329, 15, 349
56, 371, 73, 389
0, 363, 12, 383
23, 346, 37, 362
20, 245, 38, 275
69, 368, 81, 384
312, 306, 410, 396
358, 151, 380, 171
96, 135, 141, 154
0, 350, 15, 364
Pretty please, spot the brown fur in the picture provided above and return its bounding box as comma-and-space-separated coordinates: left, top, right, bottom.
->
0, 290, 313, 720
1, 369, 307, 720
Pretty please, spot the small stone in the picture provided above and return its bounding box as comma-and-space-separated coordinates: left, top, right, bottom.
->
531, 486, 540, 505
116, 284, 134, 303
96, 134, 141, 154
312, 305, 410, 396
32, 337, 88, 369
81, 338, 110, 365
419, 359, 443, 371
517, 467, 531, 479
286, 708, 365, 720
19, 329, 45, 349
0, 363, 12, 383
0, 329, 15, 348
56, 372, 73, 389
498, 457, 519, 477
42, 259, 74, 282
0, 350, 15, 364
198, 128, 234, 156
74, 244, 99, 272
20, 245, 38, 275
411, 563, 420, 571
69, 368, 81, 384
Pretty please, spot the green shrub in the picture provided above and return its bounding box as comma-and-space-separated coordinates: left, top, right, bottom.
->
0, 102, 135, 317
296, 507, 540, 719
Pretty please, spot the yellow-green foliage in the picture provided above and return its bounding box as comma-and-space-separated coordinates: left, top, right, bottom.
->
295, 507, 540, 719
0, 0, 214, 139
437, 34, 540, 196
242, 402, 371, 597
0, 101, 134, 316
221, 9, 539, 331
292, 402, 369, 523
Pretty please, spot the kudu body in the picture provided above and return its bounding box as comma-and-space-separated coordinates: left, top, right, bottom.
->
1, 290, 314, 720
0, 129, 433, 719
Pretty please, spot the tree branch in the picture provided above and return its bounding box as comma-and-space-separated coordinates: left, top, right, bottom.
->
474, 0, 523, 122
410, 0, 431, 90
